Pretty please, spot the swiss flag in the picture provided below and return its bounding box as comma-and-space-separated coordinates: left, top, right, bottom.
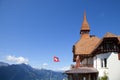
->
53, 56, 60, 62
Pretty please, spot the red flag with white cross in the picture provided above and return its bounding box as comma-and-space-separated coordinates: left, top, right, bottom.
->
53, 56, 60, 62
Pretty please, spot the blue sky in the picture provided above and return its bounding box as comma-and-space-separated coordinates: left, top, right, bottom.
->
0, 0, 120, 70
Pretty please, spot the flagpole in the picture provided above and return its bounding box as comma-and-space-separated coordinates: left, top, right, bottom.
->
50, 71, 52, 80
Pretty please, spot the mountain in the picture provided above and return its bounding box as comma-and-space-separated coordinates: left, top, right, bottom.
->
0, 62, 67, 80
0, 62, 9, 67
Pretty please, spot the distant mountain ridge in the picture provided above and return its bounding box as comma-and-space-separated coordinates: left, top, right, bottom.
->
0, 62, 9, 67
0, 62, 67, 80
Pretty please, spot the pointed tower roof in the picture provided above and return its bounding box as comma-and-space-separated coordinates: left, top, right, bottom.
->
73, 11, 100, 61
80, 11, 90, 31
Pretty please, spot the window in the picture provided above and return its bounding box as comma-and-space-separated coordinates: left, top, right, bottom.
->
101, 59, 103, 67
83, 77, 86, 80
101, 58, 107, 68
104, 58, 107, 67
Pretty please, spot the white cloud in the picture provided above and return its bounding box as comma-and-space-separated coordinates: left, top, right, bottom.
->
58, 66, 70, 71
41, 63, 49, 69
6, 55, 29, 64
43, 63, 48, 66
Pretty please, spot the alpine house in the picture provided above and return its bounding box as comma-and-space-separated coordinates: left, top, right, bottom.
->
65, 12, 120, 80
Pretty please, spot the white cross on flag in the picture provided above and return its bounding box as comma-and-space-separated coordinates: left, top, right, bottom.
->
53, 56, 60, 62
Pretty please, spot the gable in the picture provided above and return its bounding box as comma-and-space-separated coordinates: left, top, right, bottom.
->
92, 37, 120, 56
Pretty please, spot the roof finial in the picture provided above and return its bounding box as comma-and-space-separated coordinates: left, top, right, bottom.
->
84, 10, 87, 21
80, 11, 90, 32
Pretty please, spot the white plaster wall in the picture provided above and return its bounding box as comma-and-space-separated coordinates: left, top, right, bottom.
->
107, 52, 120, 80
94, 53, 108, 79
94, 52, 120, 80
93, 57, 97, 68
94, 53, 111, 70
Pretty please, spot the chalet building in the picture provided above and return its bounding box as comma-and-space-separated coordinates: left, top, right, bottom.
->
65, 12, 120, 80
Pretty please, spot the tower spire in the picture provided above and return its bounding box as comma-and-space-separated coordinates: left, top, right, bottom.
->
80, 11, 90, 38
83, 11, 87, 22
80, 11, 90, 32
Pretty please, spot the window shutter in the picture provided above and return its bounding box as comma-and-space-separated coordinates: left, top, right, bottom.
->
118, 53, 120, 60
